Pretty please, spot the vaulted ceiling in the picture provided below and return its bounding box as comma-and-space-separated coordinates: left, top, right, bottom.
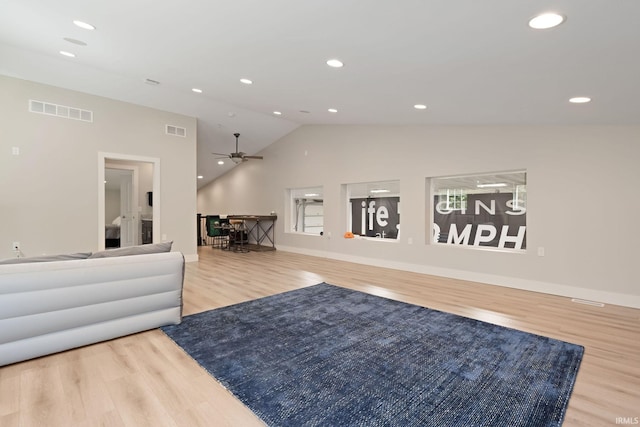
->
2, 1, 639, 187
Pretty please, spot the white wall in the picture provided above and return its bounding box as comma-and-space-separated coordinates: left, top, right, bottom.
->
0, 75, 198, 260
198, 124, 640, 308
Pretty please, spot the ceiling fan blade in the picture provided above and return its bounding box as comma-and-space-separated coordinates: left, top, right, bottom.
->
212, 152, 230, 157
225, 133, 264, 162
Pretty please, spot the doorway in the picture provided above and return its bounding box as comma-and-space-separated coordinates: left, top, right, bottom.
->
98, 153, 160, 251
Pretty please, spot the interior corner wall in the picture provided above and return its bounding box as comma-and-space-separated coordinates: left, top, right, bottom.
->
0, 75, 198, 260
197, 124, 640, 308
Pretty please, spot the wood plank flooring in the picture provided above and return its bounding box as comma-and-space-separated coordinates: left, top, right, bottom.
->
1, 247, 638, 426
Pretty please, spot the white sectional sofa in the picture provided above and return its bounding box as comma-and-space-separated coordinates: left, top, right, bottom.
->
0, 247, 184, 366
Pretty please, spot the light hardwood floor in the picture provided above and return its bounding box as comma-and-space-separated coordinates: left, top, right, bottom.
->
1, 247, 639, 426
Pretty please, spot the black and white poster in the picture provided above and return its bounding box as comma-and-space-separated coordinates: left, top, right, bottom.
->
351, 197, 400, 239
433, 193, 526, 250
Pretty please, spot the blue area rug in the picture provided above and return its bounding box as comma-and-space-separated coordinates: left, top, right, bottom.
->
161, 283, 583, 426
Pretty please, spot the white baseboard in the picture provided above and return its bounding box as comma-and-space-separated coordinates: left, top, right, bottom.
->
184, 253, 198, 263
277, 245, 640, 309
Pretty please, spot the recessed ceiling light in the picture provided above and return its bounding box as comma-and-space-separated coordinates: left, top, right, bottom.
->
477, 183, 507, 188
197, 175, 203, 179
218, 160, 225, 165
528, 13, 565, 29
328, 108, 338, 113
59, 50, 76, 58
63, 37, 87, 46
326, 59, 344, 68
414, 104, 427, 110
273, 111, 282, 116
569, 97, 591, 104
240, 78, 253, 85
73, 20, 96, 30
192, 88, 203, 93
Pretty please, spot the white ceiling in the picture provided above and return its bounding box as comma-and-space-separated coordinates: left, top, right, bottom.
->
1, 1, 639, 188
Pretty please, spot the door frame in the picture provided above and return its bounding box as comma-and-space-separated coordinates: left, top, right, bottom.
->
98, 152, 161, 250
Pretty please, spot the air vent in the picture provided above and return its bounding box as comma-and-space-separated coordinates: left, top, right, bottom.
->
166, 124, 186, 137
29, 100, 93, 122
571, 298, 605, 307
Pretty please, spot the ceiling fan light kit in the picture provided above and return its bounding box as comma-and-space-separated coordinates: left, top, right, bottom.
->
213, 133, 264, 164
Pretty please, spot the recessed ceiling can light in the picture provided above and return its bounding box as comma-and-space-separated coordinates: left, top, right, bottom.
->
328, 108, 338, 113
414, 104, 427, 110
569, 96, 591, 104
528, 13, 565, 29
197, 175, 203, 179
240, 78, 253, 85
59, 50, 76, 58
63, 37, 87, 46
192, 88, 203, 93
73, 20, 96, 30
326, 59, 344, 68
218, 160, 225, 165
477, 183, 507, 188
273, 111, 282, 116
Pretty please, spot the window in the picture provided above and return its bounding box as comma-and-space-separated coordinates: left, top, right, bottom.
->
346, 180, 400, 239
431, 171, 526, 250
289, 187, 324, 235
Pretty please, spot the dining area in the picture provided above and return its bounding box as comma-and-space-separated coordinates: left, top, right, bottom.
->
199, 214, 277, 253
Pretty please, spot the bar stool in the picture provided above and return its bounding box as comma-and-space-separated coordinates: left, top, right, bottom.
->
228, 219, 249, 253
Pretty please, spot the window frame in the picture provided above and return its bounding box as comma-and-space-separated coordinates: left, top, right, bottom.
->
288, 186, 324, 236
430, 171, 527, 252
345, 180, 401, 241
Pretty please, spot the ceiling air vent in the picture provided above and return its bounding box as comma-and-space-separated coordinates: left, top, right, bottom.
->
166, 124, 186, 137
29, 99, 93, 122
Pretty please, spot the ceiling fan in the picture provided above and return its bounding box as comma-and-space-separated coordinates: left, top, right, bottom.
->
213, 133, 263, 164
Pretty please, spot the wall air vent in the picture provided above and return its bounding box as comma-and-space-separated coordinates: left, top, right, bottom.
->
570, 298, 605, 307
29, 99, 93, 122
166, 124, 186, 137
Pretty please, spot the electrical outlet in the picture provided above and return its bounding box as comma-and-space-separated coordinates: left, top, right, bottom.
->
12, 241, 20, 251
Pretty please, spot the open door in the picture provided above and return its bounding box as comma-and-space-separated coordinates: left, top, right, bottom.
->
118, 169, 135, 247
104, 167, 137, 248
